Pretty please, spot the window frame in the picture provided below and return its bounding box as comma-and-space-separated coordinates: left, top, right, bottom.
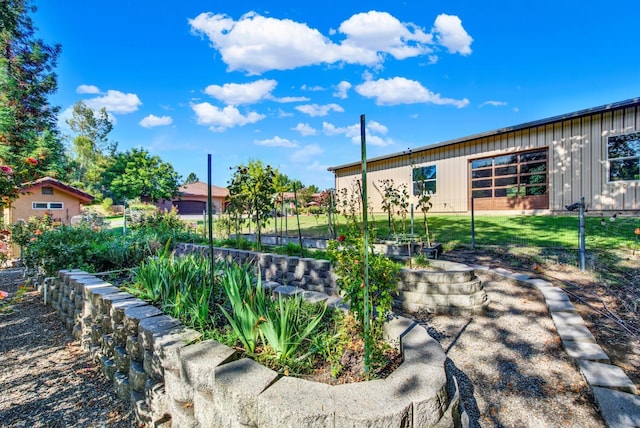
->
41, 186, 54, 195
607, 131, 640, 183
32, 201, 64, 210
470, 148, 548, 199
412, 165, 437, 196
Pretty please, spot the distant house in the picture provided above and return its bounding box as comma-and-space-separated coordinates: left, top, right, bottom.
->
2, 177, 94, 226
158, 181, 229, 215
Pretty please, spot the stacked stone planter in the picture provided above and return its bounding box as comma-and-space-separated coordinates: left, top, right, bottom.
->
43, 269, 463, 427
396, 260, 488, 315
174, 243, 337, 295
175, 244, 486, 316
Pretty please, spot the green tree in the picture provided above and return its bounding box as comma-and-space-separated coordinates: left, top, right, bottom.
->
66, 100, 116, 194
184, 172, 199, 185
227, 160, 275, 250
102, 148, 181, 203
0, 0, 67, 206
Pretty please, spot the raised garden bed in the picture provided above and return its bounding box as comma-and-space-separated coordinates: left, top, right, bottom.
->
41, 269, 465, 427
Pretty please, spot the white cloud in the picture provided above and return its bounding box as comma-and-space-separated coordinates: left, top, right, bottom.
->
291, 123, 317, 136
338, 11, 433, 61
204, 79, 277, 105
295, 103, 344, 117
139, 114, 173, 128
273, 95, 310, 103
479, 100, 508, 108
191, 103, 265, 131
322, 121, 393, 147
367, 120, 388, 135
277, 108, 294, 118
301, 84, 325, 91
290, 144, 324, 163
84, 90, 142, 114
355, 77, 469, 108
432, 14, 473, 55
254, 136, 298, 148
333, 81, 352, 99
189, 11, 472, 74
76, 84, 100, 94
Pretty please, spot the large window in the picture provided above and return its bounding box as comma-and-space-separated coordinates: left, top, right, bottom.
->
608, 132, 640, 182
33, 202, 64, 210
471, 149, 548, 199
412, 165, 436, 195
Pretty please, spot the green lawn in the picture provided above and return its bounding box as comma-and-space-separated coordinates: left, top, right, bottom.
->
213, 213, 638, 251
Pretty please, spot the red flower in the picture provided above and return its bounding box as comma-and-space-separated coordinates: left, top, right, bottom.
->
337, 235, 345, 242
0, 165, 13, 175
26, 157, 38, 165
0, 230, 10, 236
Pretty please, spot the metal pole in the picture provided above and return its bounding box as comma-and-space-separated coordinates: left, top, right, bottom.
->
578, 196, 585, 271
410, 203, 414, 256
207, 154, 215, 291
293, 183, 304, 257
470, 196, 476, 250
360, 114, 371, 379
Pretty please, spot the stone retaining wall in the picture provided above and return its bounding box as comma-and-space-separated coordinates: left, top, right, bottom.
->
174, 243, 338, 295
43, 269, 461, 427
174, 244, 487, 315
396, 260, 488, 315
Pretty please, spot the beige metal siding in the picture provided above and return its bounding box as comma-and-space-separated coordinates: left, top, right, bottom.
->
332, 104, 640, 213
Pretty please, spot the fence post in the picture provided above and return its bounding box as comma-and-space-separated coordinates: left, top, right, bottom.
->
579, 196, 586, 271
470, 196, 476, 250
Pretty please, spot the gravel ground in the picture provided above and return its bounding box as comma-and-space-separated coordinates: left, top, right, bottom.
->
413, 269, 605, 427
0, 262, 607, 428
0, 268, 135, 428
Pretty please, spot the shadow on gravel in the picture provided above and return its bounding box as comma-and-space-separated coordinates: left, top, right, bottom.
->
445, 358, 481, 428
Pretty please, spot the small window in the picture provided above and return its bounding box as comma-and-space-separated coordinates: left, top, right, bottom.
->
33, 202, 48, 209
41, 187, 54, 195
608, 132, 640, 182
48, 202, 63, 210
412, 165, 437, 195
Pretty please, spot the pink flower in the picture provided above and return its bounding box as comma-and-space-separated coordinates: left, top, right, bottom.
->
0, 165, 13, 175
0, 291, 8, 300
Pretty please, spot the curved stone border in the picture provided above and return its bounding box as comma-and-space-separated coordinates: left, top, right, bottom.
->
475, 265, 640, 427
42, 269, 461, 427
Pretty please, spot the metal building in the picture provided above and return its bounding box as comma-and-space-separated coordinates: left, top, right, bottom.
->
329, 97, 640, 214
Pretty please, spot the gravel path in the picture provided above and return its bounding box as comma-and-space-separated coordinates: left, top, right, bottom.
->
414, 270, 605, 427
0, 268, 134, 428
0, 264, 607, 427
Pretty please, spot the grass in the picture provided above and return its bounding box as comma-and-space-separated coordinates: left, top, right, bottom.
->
213, 213, 638, 251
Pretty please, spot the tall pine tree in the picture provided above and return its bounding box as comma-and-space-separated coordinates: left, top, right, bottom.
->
0, 0, 67, 206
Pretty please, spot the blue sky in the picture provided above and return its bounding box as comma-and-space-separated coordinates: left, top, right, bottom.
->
32, 1, 640, 190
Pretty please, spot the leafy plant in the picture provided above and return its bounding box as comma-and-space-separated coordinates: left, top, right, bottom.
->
327, 231, 401, 333
217, 264, 267, 354
260, 295, 326, 361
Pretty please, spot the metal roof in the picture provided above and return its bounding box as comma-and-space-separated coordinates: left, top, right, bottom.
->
328, 97, 640, 172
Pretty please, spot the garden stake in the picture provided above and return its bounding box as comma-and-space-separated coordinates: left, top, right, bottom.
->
293, 183, 304, 257
207, 154, 215, 298
360, 114, 371, 379
634, 228, 640, 255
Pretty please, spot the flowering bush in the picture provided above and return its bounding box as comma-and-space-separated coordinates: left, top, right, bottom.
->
0, 229, 10, 266
0, 159, 40, 208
